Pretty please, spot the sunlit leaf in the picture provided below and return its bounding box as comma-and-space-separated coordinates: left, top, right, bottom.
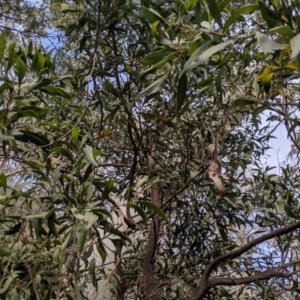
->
256, 32, 286, 53
290, 33, 300, 59
84, 145, 98, 166
71, 126, 80, 144
26, 207, 56, 220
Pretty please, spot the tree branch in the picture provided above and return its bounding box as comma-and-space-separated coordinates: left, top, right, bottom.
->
142, 143, 162, 300
189, 220, 300, 300
209, 267, 290, 287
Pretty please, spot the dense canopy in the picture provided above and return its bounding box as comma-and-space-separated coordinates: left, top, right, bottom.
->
1, 0, 300, 299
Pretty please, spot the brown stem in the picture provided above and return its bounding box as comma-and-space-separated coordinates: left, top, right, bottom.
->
188, 220, 300, 300
142, 144, 162, 300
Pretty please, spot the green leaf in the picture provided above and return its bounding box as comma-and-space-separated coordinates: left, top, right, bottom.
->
258, 1, 279, 29
30, 52, 39, 76
50, 147, 74, 162
0, 246, 13, 256
0, 134, 15, 141
71, 126, 80, 144
275, 197, 285, 213
207, 0, 222, 28
0, 272, 18, 294
0, 173, 7, 194
81, 182, 93, 202
61, 230, 73, 251
135, 176, 149, 189
215, 70, 222, 105
151, 21, 173, 46
95, 241, 107, 263
290, 33, 300, 59
142, 48, 176, 65
6, 43, 16, 73
4, 222, 22, 235
195, 2, 201, 27
176, 72, 187, 114
84, 145, 98, 166
268, 25, 294, 38
104, 81, 119, 97
139, 201, 168, 222
37, 52, 46, 72
143, 176, 160, 190
231, 97, 258, 108
15, 57, 26, 86
0, 83, 11, 93
77, 230, 88, 253
40, 86, 71, 99
26, 207, 56, 220
139, 52, 176, 80
103, 179, 114, 200
181, 41, 230, 75
256, 32, 286, 53
108, 227, 132, 244
8, 111, 40, 126
127, 203, 147, 225
71, 208, 85, 220
224, 4, 259, 32
27, 78, 53, 92
135, 73, 167, 99
83, 211, 94, 230
14, 131, 49, 148
219, 0, 232, 11
140, 6, 168, 24
0, 32, 6, 62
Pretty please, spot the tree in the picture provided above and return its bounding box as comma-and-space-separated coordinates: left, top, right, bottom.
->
1, 0, 300, 299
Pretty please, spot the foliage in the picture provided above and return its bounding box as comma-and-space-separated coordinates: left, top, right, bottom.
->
1, 0, 300, 299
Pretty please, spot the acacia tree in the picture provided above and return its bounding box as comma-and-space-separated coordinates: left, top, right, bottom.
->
1, 0, 300, 299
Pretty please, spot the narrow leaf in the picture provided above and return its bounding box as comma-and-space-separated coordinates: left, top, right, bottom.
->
140, 6, 168, 24
0, 173, 7, 194
26, 207, 56, 219
102, 179, 114, 200
142, 48, 176, 65
176, 72, 187, 114
256, 32, 286, 53
0, 245, 13, 256
231, 97, 258, 108
139, 52, 176, 80
0, 32, 6, 62
224, 4, 259, 32
71, 126, 80, 144
139, 201, 168, 222
83, 145, 98, 166
207, 0, 222, 28
268, 25, 294, 38
127, 203, 147, 225
135, 74, 167, 99
15, 58, 26, 86
50, 147, 74, 162
290, 33, 300, 59
181, 41, 230, 75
